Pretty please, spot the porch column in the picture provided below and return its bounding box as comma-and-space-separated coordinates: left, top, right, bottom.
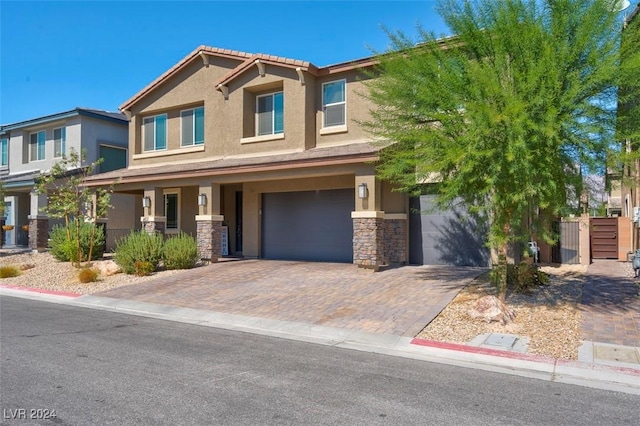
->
28, 191, 48, 251
383, 214, 408, 265
352, 211, 386, 270
196, 183, 224, 262
140, 187, 165, 234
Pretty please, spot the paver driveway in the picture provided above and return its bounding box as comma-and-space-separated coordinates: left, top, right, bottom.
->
97, 260, 485, 336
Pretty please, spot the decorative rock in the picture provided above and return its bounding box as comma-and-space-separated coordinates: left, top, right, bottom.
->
468, 295, 516, 325
93, 260, 122, 276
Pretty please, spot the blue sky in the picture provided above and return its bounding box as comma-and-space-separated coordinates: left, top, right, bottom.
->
0, 1, 448, 124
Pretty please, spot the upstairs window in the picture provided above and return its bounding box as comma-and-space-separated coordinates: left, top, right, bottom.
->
143, 114, 167, 152
1, 138, 7, 166
322, 80, 346, 127
257, 92, 284, 136
181, 107, 204, 146
29, 130, 46, 161
54, 127, 66, 158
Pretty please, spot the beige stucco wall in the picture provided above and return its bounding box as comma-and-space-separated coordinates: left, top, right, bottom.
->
126, 54, 379, 169
618, 216, 632, 261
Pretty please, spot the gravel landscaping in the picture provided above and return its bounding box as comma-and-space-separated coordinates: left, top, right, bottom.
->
1, 249, 587, 360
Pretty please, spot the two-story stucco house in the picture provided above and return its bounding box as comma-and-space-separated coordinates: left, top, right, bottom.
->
83, 46, 488, 268
0, 108, 130, 249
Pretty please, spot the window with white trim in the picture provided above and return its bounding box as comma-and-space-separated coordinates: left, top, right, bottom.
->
164, 189, 180, 233
29, 130, 46, 161
181, 107, 204, 146
322, 79, 346, 127
256, 92, 284, 136
0, 138, 8, 166
143, 114, 167, 152
54, 127, 66, 158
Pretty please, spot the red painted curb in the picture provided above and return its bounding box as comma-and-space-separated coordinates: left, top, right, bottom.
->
410, 337, 555, 364
0, 284, 81, 298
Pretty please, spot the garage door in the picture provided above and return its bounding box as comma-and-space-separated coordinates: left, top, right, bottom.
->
262, 189, 354, 262
409, 195, 490, 266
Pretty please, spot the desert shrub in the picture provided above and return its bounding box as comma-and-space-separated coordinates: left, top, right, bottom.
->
78, 267, 99, 283
507, 262, 549, 294
49, 223, 105, 263
114, 231, 163, 275
133, 261, 155, 276
163, 232, 199, 270
0, 265, 21, 278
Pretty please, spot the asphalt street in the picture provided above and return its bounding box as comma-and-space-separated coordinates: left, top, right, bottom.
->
1, 296, 638, 425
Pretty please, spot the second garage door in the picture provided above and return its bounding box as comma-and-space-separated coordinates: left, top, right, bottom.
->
262, 189, 354, 262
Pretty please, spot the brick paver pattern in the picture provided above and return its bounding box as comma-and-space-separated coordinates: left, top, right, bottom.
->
97, 260, 484, 337
580, 260, 640, 347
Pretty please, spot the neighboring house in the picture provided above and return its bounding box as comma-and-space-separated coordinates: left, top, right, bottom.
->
0, 108, 131, 249
83, 45, 489, 268
602, 3, 640, 260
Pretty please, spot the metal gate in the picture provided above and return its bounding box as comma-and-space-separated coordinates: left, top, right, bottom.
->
590, 217, 619, 259
558, 220, 580, 264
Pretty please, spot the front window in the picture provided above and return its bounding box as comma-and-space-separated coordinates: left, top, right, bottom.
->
54, 127, 66, 158
256, 92, 284, 136
1, 138, 8, 166
164, 190, 180, 233
322, 80, 346, 127
181, 107, 204, 146
30, 131, 45, 161
143, 114, 167, 151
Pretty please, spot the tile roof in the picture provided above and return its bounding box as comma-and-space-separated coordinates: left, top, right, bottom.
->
119, 45, 378, 111
84, 143, 381, 186
1, 108, 127, 131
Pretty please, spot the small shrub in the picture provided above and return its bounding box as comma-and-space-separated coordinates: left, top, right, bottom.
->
133, 261, 155, 276
49, 223, 105, 263
508, 262, 549, 294
114, 231, 163, 275
0, 265, 21, 278
163, 232, 199, 270
78, 267, 99, 283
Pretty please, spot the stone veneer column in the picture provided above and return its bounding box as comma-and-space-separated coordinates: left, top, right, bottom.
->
196, 215, 224, 262
28, 215, 49, 251
141, 216, 166, 235
383, 216, 408, 265
352, 211, 386, 270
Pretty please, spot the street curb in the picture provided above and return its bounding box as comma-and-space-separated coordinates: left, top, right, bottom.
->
0, 284, 82, 299
2, 287, 639, 395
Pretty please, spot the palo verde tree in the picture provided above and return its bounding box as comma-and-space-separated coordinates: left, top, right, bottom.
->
35, 148, 113, 267
364, 0, 640, 294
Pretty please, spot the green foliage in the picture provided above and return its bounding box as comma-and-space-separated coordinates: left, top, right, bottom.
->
364, 0, 640, 255
34, 147, 116, 267
490, 260, 549, 294
78, 267, 99, 283
114, 231, 164, 275
507, 262, 549, 294
163, 232, 199, 270
0, 265, 21, 278
49, 224, 105, 263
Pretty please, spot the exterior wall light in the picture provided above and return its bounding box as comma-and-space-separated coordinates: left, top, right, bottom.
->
198, 193, 207, 206
358, 183, 368, 199
142, 196, 151, 209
